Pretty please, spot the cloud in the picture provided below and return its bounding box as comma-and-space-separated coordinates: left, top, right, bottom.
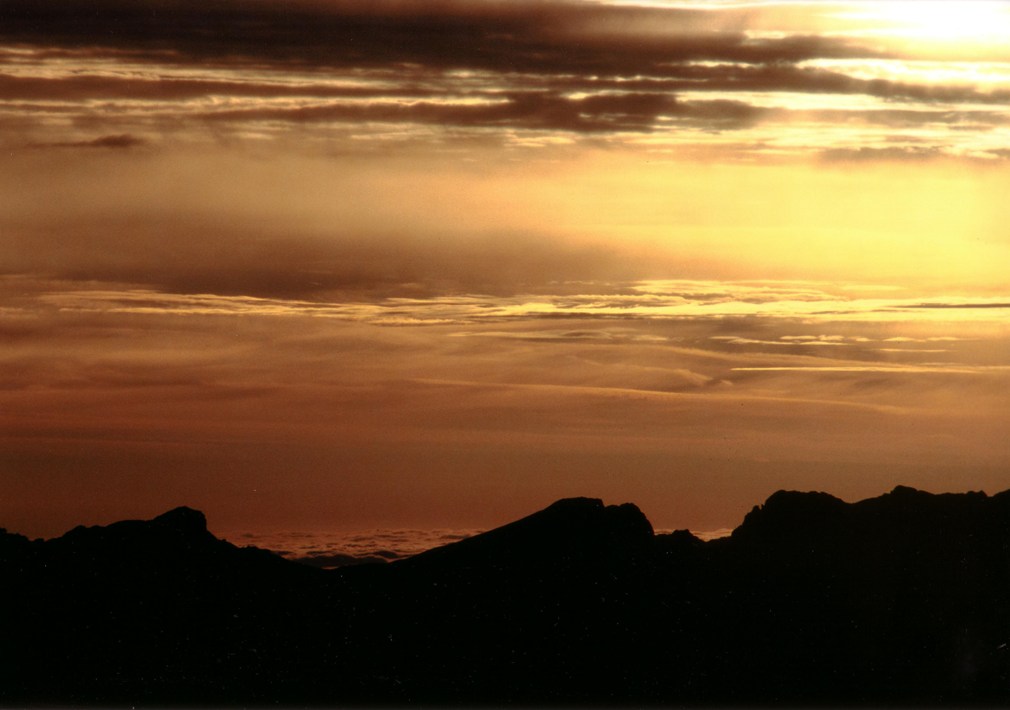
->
0, 72, 431, 102
4, 1, 1010, 541
711, 335, 850, 348
225, 528, 481, 566
2, 1, 1008, 156
731, 365, 983, 374
201, 92, 687, 134
819, 146, 946, 163
452, 329, 670, 344
28, 279, 1010, 331
0, 1, 877, 74
908, 301, 1010, 310
292, 552, 389, 568
0, 149, 658, 300
29, 134, 146, 150
5, 267, 1010, 538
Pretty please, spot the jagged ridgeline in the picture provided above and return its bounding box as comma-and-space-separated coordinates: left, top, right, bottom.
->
5, 487, 1010, 706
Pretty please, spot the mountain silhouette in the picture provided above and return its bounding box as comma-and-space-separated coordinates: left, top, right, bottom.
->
5, 487, 1010, 705
401, 496, 654, 569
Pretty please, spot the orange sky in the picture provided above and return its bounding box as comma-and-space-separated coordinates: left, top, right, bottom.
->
2, 1, 1010, 538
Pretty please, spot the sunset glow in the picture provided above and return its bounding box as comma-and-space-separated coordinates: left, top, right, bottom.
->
2, 0, 1010, 542
845, 1, 1010, 43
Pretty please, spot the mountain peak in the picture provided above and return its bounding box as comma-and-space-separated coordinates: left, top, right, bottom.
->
887, 484, 927, 498
543, 496, 605, 512
732, 489, 847, 542
503, 496, 654, 546
152, 506, 208, 535
402, 497, 653, 569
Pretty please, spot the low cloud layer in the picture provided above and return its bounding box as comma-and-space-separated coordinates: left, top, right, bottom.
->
227, 528, 484, 568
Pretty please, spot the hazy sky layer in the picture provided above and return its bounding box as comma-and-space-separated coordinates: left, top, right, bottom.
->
3, 1, 1010, 537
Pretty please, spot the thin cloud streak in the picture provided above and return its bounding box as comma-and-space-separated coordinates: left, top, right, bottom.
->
36, 281, 1010, 326
732, 366, 997, 374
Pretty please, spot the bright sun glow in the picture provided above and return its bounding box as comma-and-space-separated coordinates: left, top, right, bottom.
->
855, 1, 1010, 43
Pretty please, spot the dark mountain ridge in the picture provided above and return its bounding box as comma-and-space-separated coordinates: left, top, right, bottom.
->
5, 486, 1010, 705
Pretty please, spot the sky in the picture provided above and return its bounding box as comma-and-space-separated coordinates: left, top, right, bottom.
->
3, 0, 1010, 539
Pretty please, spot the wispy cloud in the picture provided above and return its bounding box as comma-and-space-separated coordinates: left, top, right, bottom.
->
35, 280, 1010, 327
732, 365, 994, 374
28, 134, 146, 150
2, 1, 1009, 157
6, 270, 1010, 537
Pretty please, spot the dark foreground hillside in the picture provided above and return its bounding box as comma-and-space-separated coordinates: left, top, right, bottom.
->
5, 486, 1010, 706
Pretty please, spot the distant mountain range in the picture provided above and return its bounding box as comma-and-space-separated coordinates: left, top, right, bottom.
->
5, 486, 1010, 706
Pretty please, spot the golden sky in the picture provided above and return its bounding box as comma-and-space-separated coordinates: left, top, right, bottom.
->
3, 0, 1010, 538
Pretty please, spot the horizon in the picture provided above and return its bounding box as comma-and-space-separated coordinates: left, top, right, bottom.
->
7, 484, 998, 572
4, 484, 995, 566
3, 0, 1010, 539
9, 484, 984, 568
